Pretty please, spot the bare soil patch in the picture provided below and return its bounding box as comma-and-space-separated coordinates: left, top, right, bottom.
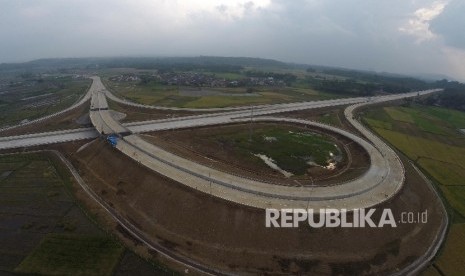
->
59, 138, 445, 275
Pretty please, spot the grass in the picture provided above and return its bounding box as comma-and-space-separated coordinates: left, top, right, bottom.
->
361, 104, 465, 276
0, 77, 91, 128
104, 77, 343, 108
318, 112, 342, 127
15, 233, 124, 276
434, 224, 465, 276
366, 117, 465, 220
363, 118, 392, 130
215, 126, 341, 175
439, 186, 465, 220
365, 105, 461, 137
384, 107, 415, 123
418, 158, 465, 187
371, 128, 465, 163
424, 106, 465, 129
183, 93, 288, 108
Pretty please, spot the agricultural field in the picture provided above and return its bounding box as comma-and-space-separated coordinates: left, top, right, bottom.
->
99, 61, 435, 109
0, 152, 169, 276
0, 75, 91, 128
103, 77, 339, 108
15, 233, 124, 276
434, 223, 465, 275
361, 104, 465, 276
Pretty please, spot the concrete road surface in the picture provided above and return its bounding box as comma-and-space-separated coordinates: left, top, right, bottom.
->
84, 76, 439, 210
0, 76, 441, 210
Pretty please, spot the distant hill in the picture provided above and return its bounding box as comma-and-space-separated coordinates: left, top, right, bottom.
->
0, 56, 288, 72
0, 56, 454, 88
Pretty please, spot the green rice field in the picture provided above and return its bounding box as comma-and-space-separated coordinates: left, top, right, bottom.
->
362, 104, 465, 276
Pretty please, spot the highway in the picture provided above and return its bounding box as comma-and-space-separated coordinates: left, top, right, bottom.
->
0, 128, 98, 149
119, 117, 396, 210
0, 76, 445, 274
0, 75, 440, 150
0, 76, 441, 210
82, 76, 440, 210
89, 81, 130, 135
0, 76, 446, 275
0, 89, 437, 151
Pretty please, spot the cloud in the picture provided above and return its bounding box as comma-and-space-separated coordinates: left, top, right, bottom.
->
0, 0, 464, 80
399, 0, 448, 42
443, 47, 465, 78
430, 0, 465, 49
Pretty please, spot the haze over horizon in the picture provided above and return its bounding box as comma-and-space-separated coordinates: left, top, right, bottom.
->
1, 0, 465, 80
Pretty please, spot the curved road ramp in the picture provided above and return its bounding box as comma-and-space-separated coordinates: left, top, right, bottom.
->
89, 76, 441, 210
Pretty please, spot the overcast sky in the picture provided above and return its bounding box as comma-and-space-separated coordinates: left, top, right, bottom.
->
1, 0, 464, 80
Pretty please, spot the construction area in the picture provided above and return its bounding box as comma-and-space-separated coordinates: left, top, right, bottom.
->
0, 76, 448, 275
